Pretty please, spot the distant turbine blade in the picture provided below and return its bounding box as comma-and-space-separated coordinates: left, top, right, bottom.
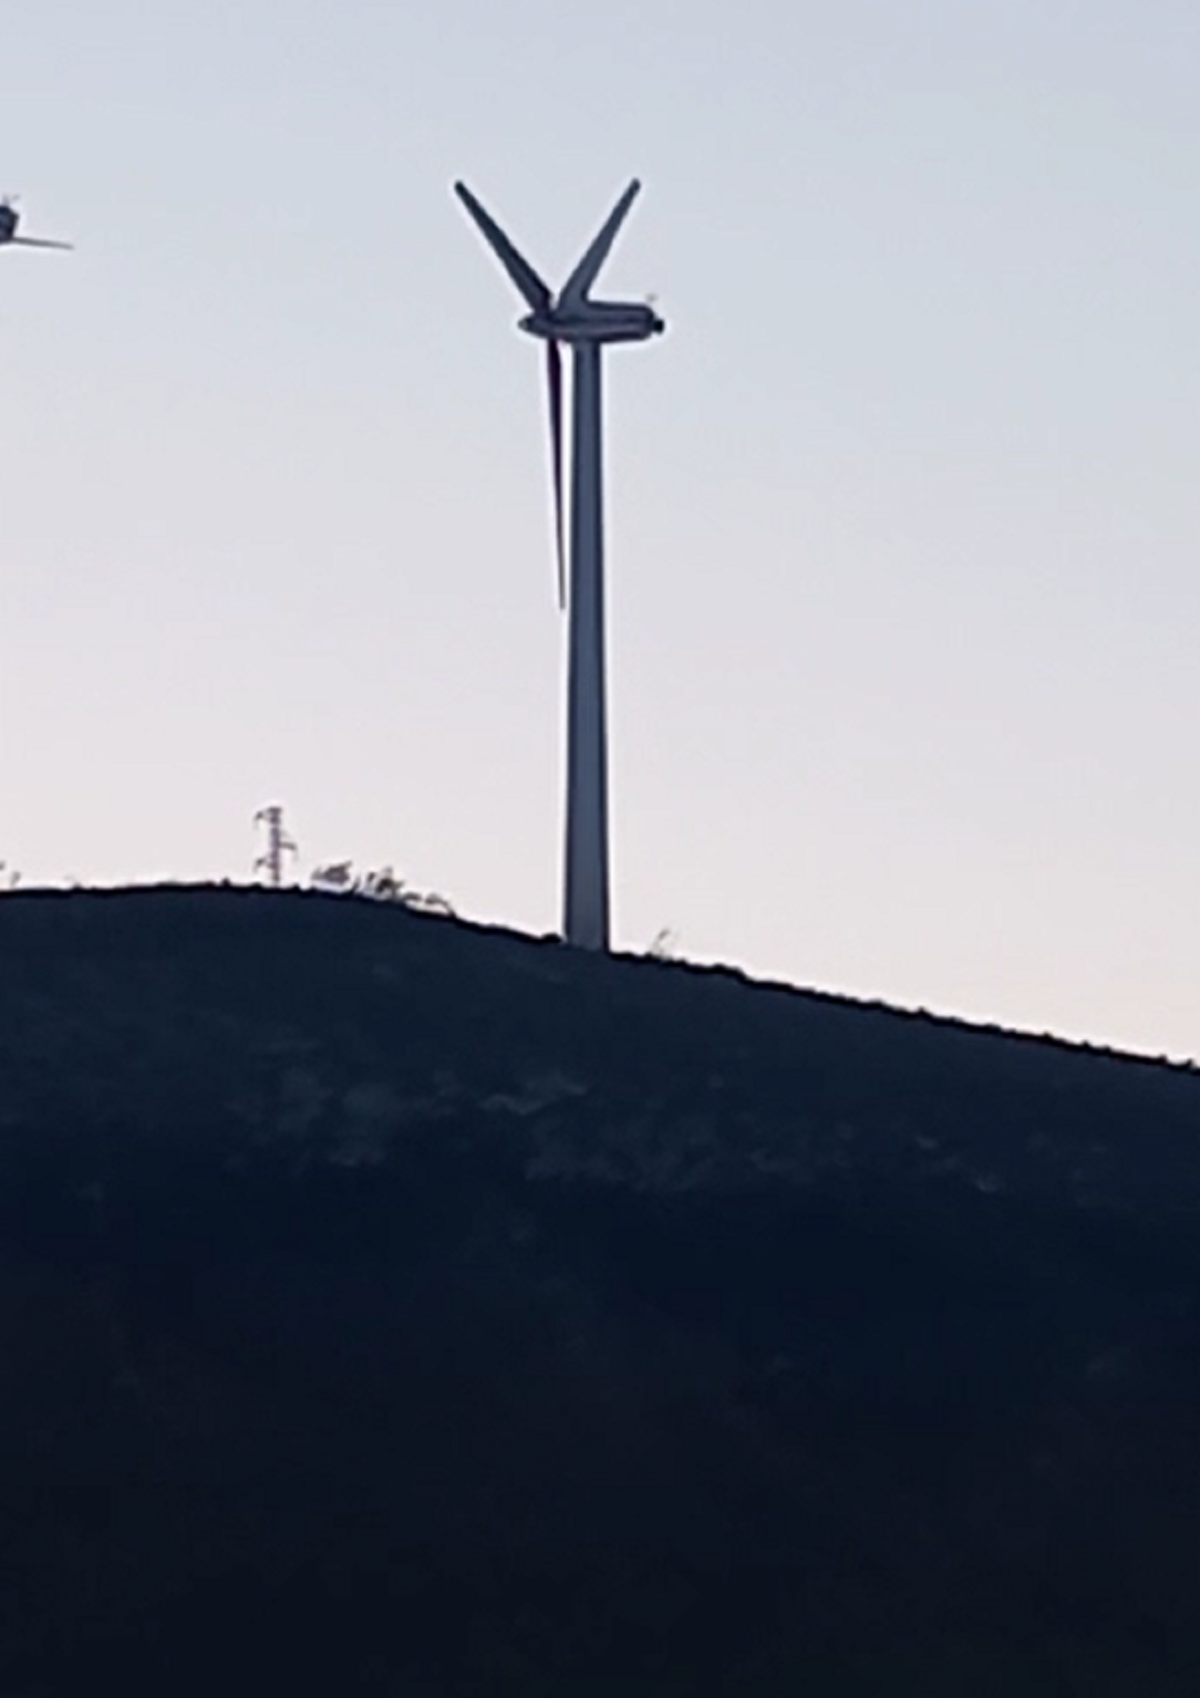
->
10, 237, 73, 250
453, 181, 552, 312
546, 339, 566, 609
558, 179, 641, 307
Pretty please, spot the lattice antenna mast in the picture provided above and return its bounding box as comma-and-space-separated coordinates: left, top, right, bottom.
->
253, 805, 298, 889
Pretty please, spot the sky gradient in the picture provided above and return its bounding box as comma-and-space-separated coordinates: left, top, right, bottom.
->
4, 0, 1199, 1059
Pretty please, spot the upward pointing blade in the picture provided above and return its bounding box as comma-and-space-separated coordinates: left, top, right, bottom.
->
546, 339, 566, 610
453, 181, 552, 313
558, 179, 642, 307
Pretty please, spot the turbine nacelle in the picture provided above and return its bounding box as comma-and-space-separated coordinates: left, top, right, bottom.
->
518, 303, 664, 345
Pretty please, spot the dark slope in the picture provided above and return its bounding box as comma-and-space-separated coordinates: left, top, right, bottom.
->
0, 887, 1198, 1697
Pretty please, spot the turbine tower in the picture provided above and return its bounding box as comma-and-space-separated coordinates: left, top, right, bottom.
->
455, 178, 663, 951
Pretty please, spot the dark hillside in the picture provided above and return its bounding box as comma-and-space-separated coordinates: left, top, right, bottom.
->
0, 887, 1198, 1695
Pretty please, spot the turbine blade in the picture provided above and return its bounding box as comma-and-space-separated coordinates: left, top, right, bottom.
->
546, 339, 566, 610
453, 181, 551, 312
9, 237, 73, 250
558, 179, 641, 306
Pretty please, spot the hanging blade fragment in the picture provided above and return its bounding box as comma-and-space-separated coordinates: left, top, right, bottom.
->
453, 182, 552, 312
546, 339, 566, 609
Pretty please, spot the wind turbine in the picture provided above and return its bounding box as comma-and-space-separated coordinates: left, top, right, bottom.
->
0, 197, 72, 251
454, 178, 663, 951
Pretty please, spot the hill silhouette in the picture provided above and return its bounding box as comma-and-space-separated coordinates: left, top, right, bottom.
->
0, 886, 1198, 1696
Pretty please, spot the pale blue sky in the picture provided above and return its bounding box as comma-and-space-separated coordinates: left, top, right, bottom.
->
4, 0, 1199, 1058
